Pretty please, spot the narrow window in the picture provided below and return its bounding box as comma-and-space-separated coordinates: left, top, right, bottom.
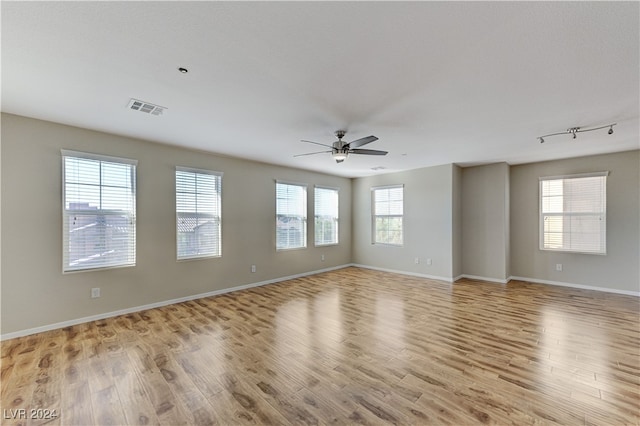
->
315, 186, 339, 246
540, 172, 607, 254
276, 181, 307, 250
372, 185, 403, 246
176, 167, 222, 260
62, 150, 137, 272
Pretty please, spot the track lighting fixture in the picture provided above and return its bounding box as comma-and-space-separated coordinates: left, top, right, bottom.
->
538, 123, 616, 143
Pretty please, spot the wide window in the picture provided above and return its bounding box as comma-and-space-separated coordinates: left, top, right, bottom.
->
62, 150, 137, 272
540, 172, 607, 254
276, 181, 307, 250
372, 185, 403, 245
315, 186, 339, 246
176, 167, 222, 260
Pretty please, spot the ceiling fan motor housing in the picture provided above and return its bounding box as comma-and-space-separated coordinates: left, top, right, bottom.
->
332, 141, 348, 151
332, 141, 349, 162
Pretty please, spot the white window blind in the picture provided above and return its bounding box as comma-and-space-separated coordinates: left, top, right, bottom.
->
372, 185, 403, 245
62, 150, 137, 272
315, 186, 339, 246
276, 181, 307, 250
176, 167, 222, 260
540, 172, 607, 254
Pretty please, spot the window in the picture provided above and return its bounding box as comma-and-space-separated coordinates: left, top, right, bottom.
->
540, 172, 607, 254
176, 167, 222, 260
62, 150, 137, 272
372, 185, 403, 245
276, 181, 307, 250
315, 186, 339, 246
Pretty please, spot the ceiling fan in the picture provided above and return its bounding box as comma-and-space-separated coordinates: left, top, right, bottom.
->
295, 130, 387, 163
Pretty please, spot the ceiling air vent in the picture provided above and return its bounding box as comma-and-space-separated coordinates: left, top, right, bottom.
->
127, 98, 166, 116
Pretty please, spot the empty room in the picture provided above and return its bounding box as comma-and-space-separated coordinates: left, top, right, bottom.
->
1, 2, 639, 425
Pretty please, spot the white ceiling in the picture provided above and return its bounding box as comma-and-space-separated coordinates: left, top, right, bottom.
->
2, 1, 638, 178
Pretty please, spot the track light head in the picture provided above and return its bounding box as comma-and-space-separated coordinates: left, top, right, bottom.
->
539, 137, 545, 144
572, 132, 577, 139
608, 126, 614, 135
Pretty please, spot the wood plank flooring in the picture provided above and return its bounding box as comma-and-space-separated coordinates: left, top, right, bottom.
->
1, 267, 638, 425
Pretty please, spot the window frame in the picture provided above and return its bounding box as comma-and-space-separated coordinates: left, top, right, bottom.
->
276, 180, 308, 251
314, 185, 339, 247
175, 166, 223, 261
371, 184, 404, 246
539, 171, 608, 255
61, 149, 137, 273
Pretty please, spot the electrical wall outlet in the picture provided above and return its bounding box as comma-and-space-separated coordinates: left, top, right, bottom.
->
251, 265, 256, 273
91, 287, 101, 298
414, 257, 420, 264
556, 263, 563, 271
321, 254, 325, 261
426, 258, 432, 265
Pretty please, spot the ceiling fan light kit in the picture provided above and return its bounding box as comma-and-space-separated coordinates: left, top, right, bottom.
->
296, 130, 388, 163
538, 123, 616, 144
332, 150, 348, 162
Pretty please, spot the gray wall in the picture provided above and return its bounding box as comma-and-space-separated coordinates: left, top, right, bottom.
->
461, 162, 510, 282
1, 113, 352, 335
510, 151, 639, 292
452, 165, 463, 279
2, 112, 638, 336
352, 153, 638, 293
352, 164, 456, 280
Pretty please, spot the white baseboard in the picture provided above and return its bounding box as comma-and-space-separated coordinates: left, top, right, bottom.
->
0, 264, 352, 341
352, 264, 453, 283
357, 267, 639, 296
509, 276, 640, 297
455, 274, 509, 284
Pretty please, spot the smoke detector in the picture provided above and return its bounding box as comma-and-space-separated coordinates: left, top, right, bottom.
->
127, 98, 166, 116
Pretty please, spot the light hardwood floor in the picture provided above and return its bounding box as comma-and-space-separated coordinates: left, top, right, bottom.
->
1, 267, 638, 425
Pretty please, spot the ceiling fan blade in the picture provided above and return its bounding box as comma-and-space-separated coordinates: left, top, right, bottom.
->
293, 150, 332, 157
347, 135, 378, 148
350, 148, 388, 156
301, 140, 333, 148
